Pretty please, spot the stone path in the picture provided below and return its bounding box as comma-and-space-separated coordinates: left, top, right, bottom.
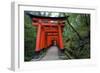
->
41, 46, 60, 61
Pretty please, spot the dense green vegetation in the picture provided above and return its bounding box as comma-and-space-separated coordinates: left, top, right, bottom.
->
63, 13, 90, 59
24, 11, 90, 61
24, 14, 37, 61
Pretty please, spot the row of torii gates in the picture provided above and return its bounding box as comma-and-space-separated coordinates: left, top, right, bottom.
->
28, 14, 67, 53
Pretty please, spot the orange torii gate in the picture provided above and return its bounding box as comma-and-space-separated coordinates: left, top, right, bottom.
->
28, 14, 67, 52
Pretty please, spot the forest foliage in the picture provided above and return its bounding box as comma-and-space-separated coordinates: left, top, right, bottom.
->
63, 13, 90, 59
24, 14, 37, 61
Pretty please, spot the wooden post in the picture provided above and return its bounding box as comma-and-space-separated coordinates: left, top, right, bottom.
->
58, 25, 64, 49
35, 24, 41, 52
40, 30, 45, 50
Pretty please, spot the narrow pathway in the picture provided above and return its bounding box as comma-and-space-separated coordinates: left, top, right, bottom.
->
41, 46, 60, 61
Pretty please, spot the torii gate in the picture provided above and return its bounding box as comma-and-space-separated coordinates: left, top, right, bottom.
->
28, 14, 67, 52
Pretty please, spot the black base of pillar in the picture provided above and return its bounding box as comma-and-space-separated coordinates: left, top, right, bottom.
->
32, 50, 41, 59
35, 51, 40, 55
32, 48, 46, 59
58, 48, 65, 56
60, 48, 65, 52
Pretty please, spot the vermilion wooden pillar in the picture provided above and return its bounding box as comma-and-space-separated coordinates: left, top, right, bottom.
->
35, 24, 41, 52
43, 31, 46, 48
40, 30, 45, 50
58, 25, 64, 49
40, 30, 43, 50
